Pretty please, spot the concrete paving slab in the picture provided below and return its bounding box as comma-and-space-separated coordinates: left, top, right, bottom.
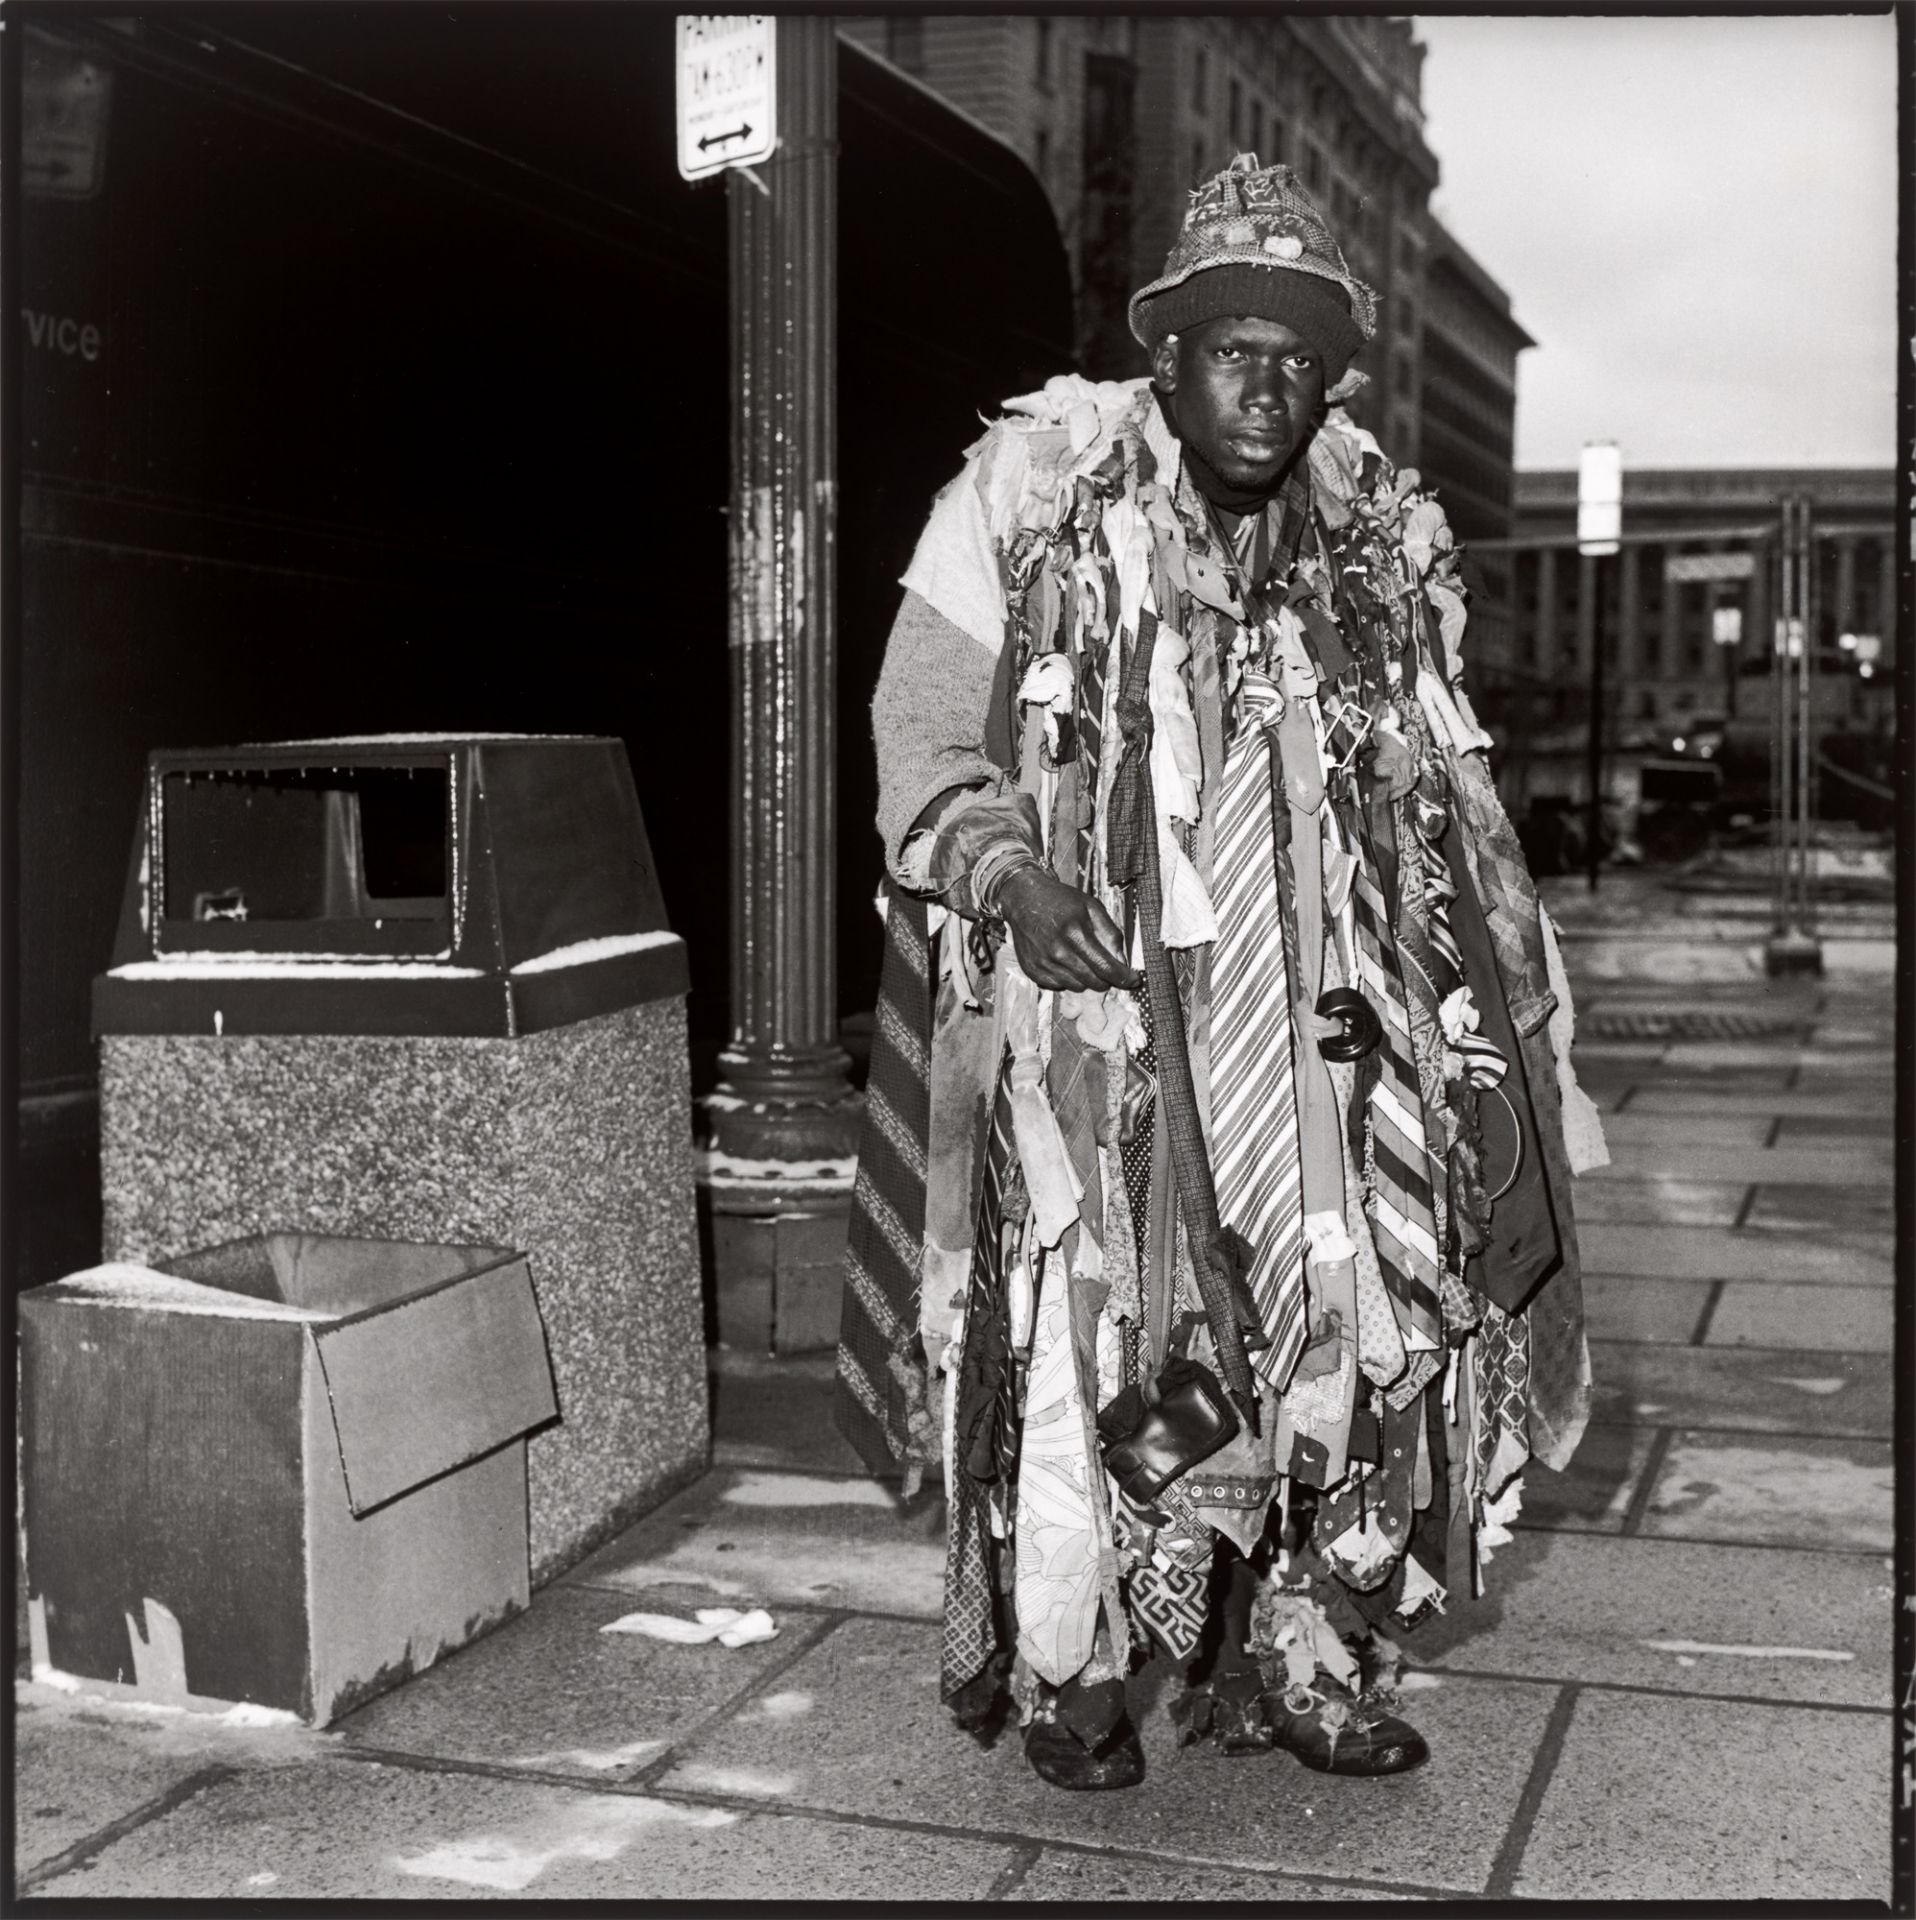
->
1579, 1222, 1893, 1286
1571, 1178, 1748, 1227
1551, 940, 1761, 986
1628, 1088, 1891, 1120
1773, 1111, 1900, 1139
1515, 1423, 1657, 1535
1803, 1025, 1892, 1048
1658, 1041, 1872, 1073
1745, 1182, 1894, 1235
1406, 1530, 1891, 1706
1513, 1691, 1892, 1902
1789, 1069, 1901, 1099
654, 1615, 1559, 1894
1598, 1111, 1775, 1149
1008, 1850, 1421, 1901
14, 1700, 236, 1877
30, 1754, 1013, 1901
708, 1350, 871, 1476
1581, 1273, 1712, 1345
562, 1466, 947, 1619
1586, 1341, 1891, 1440
1586, 1141, 1889, 1187
1617, 1067, 1794, 1093
1566, 1040, 1669, 1063
334, 1584, 809, 1780
1638, 1432, 1894, 1553
1705, 1282, 1892, 1353
1817, 940, 1896, 977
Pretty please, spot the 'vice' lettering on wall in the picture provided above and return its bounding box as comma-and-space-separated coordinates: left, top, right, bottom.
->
20, 309, 102, 361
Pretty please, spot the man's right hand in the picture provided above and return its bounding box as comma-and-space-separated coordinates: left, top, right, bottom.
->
996, 865, 1143, 993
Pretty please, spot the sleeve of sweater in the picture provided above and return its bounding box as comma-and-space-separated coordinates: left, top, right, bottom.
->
869, 588, 1011, 885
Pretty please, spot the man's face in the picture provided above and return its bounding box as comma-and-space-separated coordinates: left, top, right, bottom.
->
1153, 314, 1326, 498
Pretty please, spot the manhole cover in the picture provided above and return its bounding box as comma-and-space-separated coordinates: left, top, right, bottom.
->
1583, 1009, 1808, 1042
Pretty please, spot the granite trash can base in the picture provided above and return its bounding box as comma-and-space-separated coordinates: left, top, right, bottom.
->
92, 735, 709, 1583
101, 999, 708, 1581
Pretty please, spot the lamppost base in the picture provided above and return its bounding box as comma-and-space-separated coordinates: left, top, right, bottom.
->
697, 1045, 863, 1356
703, 1044, 864, 1164
1763, 928, 1824, 978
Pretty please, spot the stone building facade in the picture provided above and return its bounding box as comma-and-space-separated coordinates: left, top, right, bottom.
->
1417, 218, 1535, 700
837, 16, 1539, 704
837, 14, 1444, 460
1504, 469, 1895, 730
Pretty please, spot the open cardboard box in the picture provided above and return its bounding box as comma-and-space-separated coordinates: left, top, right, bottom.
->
19, 1232, 559, 1725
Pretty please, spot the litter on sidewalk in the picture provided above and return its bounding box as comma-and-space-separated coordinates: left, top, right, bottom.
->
599, 1608, 778, 1648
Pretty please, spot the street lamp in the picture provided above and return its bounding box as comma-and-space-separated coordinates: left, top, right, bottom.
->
1577, 441, 1621, 893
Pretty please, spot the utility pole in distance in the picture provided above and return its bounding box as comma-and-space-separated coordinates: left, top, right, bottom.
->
1578, 441, 1621, 892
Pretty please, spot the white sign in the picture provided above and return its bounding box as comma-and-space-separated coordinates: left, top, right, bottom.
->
23, 38, 111, 199
677, 16, 777, 182
1666, 552, 1755, 585
1712, 605, 1743, 647
1577, 441, 1621, 556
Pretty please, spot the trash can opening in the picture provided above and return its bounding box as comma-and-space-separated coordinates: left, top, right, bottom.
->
162, 764, 448, 932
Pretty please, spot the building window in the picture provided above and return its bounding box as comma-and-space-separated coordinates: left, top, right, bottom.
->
1248, 100, 1263, 158
1192, 41, 1207, 112
1035, 18, 1053, 92
884, 16, 924, 74
1192, 136, 1206, 185
1303, 143, 1326, 193
1229, 77, 1241, 144
1269, 114, 1287, 162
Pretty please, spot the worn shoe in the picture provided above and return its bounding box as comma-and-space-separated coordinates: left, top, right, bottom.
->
1170, 1674, 1276, 1755
1264, 1678, 1429, 1776
1023, 1710, 1146, 1790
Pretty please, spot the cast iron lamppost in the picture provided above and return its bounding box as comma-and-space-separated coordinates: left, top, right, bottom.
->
1577, 440, 1621, 893
1764, 492, 1822, 976
711, 16, 860, 1163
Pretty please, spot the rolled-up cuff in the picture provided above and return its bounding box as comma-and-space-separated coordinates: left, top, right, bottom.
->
927, 790, 1045, 919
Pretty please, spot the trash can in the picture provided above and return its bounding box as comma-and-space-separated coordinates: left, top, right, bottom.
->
21, 1233, 560, 1724
93, 734, 704, 1580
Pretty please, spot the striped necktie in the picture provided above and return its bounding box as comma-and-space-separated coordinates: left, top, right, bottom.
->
1208, 670, 1307, 1393
1349, 849, 1445, 1355
942, 1060, 1021, 1702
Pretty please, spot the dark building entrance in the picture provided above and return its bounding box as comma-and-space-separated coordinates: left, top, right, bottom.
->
12, 8, 1073, 1293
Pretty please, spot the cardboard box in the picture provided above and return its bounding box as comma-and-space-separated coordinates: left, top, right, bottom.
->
19, 1232, 559, 1725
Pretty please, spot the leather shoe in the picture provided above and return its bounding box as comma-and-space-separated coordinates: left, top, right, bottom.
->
1264, 1678, 1429, 1776
1023, 1710, 1146, 1790
1171, 1674, 1276, 1755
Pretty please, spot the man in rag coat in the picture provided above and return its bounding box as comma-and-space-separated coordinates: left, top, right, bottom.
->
836, 154, 1604, 1793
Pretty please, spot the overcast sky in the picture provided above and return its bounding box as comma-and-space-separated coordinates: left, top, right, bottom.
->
1413, 12, 1897, 473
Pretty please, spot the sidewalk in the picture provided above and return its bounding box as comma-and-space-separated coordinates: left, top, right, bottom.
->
13, 870, 1899, 1904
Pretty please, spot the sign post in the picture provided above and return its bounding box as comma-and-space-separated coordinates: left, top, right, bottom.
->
1578, 442, 1621, 893
1765, 494, 1822, 975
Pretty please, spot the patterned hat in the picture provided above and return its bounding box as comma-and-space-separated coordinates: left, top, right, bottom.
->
1129, 153, 1378, 378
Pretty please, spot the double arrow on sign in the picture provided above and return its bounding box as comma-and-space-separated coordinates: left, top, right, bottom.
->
698, 123, 753, 152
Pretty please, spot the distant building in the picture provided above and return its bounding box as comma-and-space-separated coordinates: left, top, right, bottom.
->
837, 15, 1443, 455
1416, 217, 1535, 699
839, 17, 1548, 714
1504, 469, 1895, 729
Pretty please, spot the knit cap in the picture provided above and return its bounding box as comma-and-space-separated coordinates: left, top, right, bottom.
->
1129, 153, 1378, 381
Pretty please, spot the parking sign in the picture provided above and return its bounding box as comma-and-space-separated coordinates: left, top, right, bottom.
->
677, 16, 777, 182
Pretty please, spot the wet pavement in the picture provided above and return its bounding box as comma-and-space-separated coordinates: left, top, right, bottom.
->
13, 866, 1900, 1904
